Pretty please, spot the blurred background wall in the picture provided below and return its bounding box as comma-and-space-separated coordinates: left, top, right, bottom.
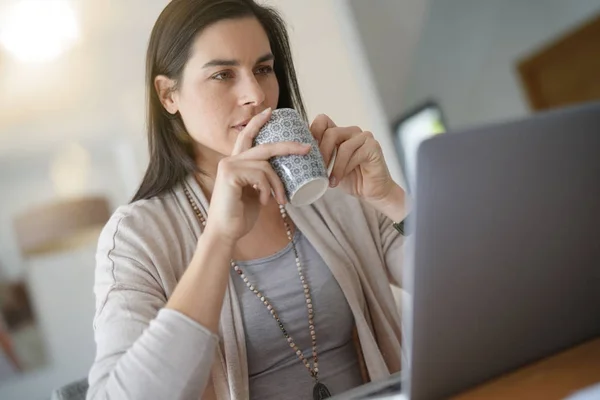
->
0, 0, 599, 398
397, 0, 600, 129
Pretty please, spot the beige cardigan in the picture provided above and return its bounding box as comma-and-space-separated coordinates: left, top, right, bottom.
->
87, 174, 404, 400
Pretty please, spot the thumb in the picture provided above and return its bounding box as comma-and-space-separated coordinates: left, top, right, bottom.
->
231, 108, 272, 155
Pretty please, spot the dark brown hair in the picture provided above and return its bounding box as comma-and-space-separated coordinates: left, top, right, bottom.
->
132, 0, 306, 202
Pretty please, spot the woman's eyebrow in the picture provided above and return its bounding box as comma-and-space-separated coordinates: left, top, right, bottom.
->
202, 53, 274, 68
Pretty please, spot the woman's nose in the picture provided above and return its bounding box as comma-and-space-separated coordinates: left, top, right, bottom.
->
238, 74, 266, 106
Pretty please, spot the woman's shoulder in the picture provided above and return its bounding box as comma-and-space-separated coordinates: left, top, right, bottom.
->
290, 188, 384, 245
106, 193, 176, 235
95, 188, 197, 284
314, 188, 380, 222
98, 189, 191, 258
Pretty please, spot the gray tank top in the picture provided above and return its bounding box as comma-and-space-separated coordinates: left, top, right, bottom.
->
231, 229, 364, 400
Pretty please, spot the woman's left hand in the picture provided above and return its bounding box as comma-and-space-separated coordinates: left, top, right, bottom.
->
310, 114, 407, 220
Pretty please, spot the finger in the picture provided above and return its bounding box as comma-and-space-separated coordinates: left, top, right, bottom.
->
343, 137, 381, 179
251, 161, 288, 204
261, 163, 288, 204
309, 114, 336, 144
231, 107, 272, 156
257, 175, 273, 205
231, 160, 288, 204
320, 126, 361, 166
329, 134, 368, 187
247, 172, 272, 205
236, 141, 311, 161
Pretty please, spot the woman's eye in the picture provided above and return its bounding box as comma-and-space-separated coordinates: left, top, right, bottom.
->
212, 71, 234, 81
255, 65, 274, 75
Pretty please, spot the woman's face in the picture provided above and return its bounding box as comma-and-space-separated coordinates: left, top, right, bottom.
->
158, 17, 280, 163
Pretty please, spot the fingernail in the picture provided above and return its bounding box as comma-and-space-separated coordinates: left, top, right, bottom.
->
329, 176, 337, 187
261, 107, 272, 115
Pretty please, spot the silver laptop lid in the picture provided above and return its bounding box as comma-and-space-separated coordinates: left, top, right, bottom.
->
406, 101, 600, 399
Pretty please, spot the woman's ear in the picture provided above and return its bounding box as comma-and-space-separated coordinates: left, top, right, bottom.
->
154, 75, 179, 114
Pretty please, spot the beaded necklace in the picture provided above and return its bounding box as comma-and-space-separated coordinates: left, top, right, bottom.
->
183, 186, 332, 400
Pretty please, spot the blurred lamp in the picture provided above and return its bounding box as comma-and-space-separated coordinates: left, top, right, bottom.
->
13, 197, 110, 257
0, 0, 79, 63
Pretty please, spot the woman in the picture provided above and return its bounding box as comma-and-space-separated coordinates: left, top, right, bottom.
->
87, 0, 408, 399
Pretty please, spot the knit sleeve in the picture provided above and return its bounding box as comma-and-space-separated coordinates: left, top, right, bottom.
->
86, 208, 219, 400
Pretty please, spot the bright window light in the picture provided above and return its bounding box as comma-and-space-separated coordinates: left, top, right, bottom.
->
0, 0, 79, 63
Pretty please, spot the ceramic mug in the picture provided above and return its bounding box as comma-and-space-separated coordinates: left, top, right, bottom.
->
254, 108, 336, 206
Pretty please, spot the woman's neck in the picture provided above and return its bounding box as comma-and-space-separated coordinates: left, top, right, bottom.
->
195, 172, 216, 200
193, 145, 225, 199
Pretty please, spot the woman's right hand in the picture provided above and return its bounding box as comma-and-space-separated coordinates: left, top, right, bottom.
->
204, 108, 311, 244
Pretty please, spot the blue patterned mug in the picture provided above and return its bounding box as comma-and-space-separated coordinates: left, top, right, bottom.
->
254, 108, 335, 206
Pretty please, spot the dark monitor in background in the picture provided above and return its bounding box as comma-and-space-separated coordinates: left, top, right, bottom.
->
392, 101, 447, 193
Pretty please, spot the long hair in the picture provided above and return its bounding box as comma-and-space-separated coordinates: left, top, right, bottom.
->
132, 0, 306, 202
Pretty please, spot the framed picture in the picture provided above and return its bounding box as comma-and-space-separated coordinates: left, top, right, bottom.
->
392, 100, 447, 193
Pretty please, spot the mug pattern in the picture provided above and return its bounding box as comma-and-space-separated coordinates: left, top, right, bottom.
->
254, 108, 328, 201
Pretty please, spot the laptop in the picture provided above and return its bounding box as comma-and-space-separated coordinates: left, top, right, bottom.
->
332, 101, 600, 399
